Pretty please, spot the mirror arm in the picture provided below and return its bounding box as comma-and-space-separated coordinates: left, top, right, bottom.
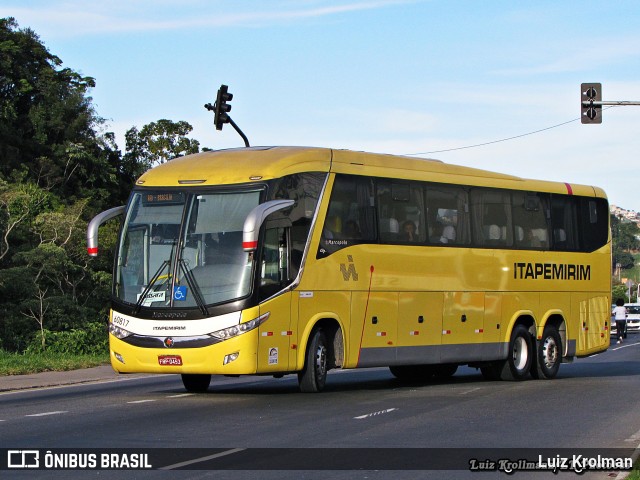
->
242, 200, 295, 251
87, 206, 126, 256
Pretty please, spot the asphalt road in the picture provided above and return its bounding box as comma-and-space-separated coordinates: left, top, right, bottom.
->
1, 334, 639, 480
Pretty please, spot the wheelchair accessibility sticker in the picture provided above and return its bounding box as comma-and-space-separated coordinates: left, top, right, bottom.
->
173, 286, 187, 301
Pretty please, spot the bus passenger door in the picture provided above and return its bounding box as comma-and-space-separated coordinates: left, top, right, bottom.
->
351, 292, 398, 367
258, 292, 293, 372
397, 292, 443, 365
441, 292, 485, 362
257, 222, 294, 372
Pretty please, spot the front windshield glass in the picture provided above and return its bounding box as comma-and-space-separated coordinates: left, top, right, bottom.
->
116, 189, 261, 308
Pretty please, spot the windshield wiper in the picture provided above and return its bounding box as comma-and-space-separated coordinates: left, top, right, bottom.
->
133, 259, 171, 315
177, 259, 209, 316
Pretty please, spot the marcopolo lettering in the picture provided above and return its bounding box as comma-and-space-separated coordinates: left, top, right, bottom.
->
513, 262, 591, 281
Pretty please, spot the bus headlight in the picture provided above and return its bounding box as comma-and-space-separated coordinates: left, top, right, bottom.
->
109, 323, 133, 339
210, 312, 270, 340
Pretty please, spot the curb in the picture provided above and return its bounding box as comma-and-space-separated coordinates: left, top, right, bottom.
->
0, 365, 124, 393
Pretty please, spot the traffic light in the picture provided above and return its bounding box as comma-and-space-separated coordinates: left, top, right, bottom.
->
204, 84, 251, 147
214, 84, 233, 130
581, 83, 602, 124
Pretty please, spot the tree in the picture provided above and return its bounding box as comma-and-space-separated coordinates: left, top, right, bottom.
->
611, 214, 640, 271
0, 19, 208, 353
124, 119, 200, 172
612, 285, 629, 304
0, 18, 123, 210
0, 180, 52, 263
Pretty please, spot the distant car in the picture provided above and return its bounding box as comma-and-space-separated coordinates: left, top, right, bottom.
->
624, 303, 640, 332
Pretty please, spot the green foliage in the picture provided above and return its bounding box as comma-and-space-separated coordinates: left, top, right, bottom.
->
24, 322, 108, 355
611, 214, 640, 271
0, 18, 121, 354
612, 285, 629, 304
124, 119, 200, 172
0, 349, 109, 375
0, 18, 205, 356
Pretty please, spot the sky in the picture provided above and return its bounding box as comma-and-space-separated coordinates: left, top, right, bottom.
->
2, 0, 640, 211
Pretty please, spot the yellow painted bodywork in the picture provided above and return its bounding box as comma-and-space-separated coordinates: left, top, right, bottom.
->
112, 147, 611, 376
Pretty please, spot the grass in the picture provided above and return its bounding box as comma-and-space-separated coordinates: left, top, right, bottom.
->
0, 351, 110, 376
627, 458, 640, 480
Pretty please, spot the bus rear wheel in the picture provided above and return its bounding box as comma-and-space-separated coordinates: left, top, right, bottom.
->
181, 374, 211, 393
533, 326, 562, 379
498, 324, 533, 381
298, 329, 328, 393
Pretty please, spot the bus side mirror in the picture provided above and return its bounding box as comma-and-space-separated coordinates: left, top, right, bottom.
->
242, 200, 295, 251
87, 206, 126, 256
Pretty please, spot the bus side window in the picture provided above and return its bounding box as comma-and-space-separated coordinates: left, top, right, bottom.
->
512, 192, 549, 250
550, 195, 578, 251
470, 189, 512, 247
377, 181, 426, 244
318, 175, 375, 257
377, 180, 399, 242
579, 197, 608, 252
426, 185, 468, 246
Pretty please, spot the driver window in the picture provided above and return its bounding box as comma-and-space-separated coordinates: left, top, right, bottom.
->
259, 223, 290, 300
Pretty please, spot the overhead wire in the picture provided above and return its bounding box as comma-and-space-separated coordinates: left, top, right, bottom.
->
405, 105, 617, 156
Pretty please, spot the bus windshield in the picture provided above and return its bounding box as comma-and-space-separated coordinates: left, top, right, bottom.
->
116, 189, 261, 309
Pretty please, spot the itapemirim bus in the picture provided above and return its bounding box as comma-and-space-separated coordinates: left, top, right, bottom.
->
87, 147, 611, 393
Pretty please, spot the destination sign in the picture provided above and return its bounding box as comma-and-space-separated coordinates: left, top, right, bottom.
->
141, 192, 185, 205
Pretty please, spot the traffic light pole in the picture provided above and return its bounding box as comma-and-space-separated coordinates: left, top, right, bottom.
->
581, 83, 640, 124
582, 100, 640, 106
227, 115, 250, 148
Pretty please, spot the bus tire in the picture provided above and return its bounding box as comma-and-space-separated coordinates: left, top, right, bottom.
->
534, 326, 562, 379
298, 329, 328, 393
181, 374, 211, 393
499, 324, 533, 381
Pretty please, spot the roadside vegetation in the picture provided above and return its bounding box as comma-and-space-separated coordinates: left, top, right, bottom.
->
0, 17, 204, 369
0, 350, 108, 376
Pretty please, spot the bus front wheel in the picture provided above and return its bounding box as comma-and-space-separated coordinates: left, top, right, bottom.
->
499, 324, 533, 381
298, 329, 328, 393
181, 374, 211, 393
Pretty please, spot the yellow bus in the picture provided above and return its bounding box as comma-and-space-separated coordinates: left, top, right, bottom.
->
87, 147, 611, 393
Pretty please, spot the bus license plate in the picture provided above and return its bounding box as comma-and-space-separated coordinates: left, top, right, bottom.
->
158, 355, 182, 366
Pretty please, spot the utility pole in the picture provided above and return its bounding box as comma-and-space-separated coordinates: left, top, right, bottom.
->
581, 83, 640, 124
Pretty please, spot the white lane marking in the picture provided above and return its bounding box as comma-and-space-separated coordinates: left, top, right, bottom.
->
160, 448, 247, 470
167, 393, 194, 398
625, 427, 640, 443
127, 399, 157, 404
460, 387, 482, 395
610, 342, 640, 351
25, 411, 68, 417
354, 408, 397, 420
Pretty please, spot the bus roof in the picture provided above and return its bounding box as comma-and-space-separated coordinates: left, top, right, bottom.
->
135, 146, 607, 198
